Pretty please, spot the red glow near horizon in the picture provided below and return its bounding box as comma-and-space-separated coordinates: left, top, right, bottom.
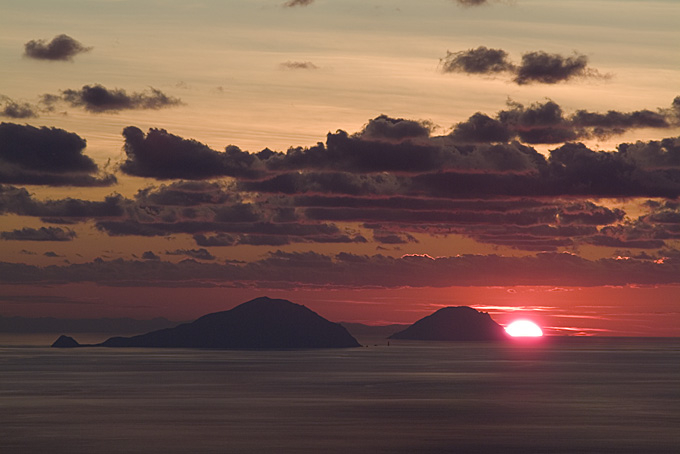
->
505, 320, 544, 337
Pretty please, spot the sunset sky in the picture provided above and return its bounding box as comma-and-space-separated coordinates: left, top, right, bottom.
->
1, 0, 679, 336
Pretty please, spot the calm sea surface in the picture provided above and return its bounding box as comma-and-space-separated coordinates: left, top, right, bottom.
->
1, 336, 678, 453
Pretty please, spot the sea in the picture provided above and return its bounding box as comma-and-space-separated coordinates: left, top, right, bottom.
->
1, 335, 678, 454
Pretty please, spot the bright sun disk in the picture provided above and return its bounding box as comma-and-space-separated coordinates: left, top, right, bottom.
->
505, 320, 543, 337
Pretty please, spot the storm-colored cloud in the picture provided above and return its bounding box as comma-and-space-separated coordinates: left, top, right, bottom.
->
0, 186, 124, 222
1, 226, 76, 241
358, 115, 433, 142
0, 123, 115, 186
141, 251, 160, 261
441, 47, 606, 85
23, 34, 92, 61
120, 127, 266, 179
57, 84, 182, 113
166, 248, 216, 261
0, 96, 39, 119
451, 98, 677, 144
514, 51, 603, 85
135, 181, 240, 206
440, 47, 513, 74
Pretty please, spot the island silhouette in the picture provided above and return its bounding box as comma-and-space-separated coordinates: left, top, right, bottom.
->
389, 306, 509, 341
52, 297, 360, 349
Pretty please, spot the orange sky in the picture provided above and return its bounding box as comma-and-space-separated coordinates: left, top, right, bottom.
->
1, 0, 679, 336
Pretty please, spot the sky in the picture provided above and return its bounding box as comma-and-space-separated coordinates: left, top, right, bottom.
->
1, 0, 679, 336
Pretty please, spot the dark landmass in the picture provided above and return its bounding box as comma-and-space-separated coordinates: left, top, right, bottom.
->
389, 306, 509, 341
51, 335, 80, 348
340, 322, 409, 339
53, 297, 360, 349
0, 315, 177, 334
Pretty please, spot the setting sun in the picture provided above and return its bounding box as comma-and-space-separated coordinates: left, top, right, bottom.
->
505, 320, 544, 337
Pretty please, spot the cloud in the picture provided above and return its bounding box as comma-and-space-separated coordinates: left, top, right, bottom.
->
440, 47, 513, 74
166, 248, 216, 261
454, 0, 490, 5
1, 227, 76, 241
451, 98, 678, 144
58, 84, 182, 113
617, 136, 680, 169
441, 47, 606, 85
0, 96, 39, 119
119, 100, 677, 183
2, 251, 679, 288
0, 123, 115, 186
120, 127, 266, 179
514, 51, 605, 85
0, 186, 124, 221
280, 61, 318, 70
358, 115, 433, 142
135, 181, 240, 206
283, 0, 314, 6
23, 34, 92, 61
141, 251, 160, 261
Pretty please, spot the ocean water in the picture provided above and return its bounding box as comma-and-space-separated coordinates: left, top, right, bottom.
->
1, 337, 678, 454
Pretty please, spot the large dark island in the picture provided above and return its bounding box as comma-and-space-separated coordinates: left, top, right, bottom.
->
52, 297, 360, 349
389, 306, 509, 341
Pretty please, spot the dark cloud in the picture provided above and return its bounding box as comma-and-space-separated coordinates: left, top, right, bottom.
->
120, 102, 676, 183
617, 136, 680, 169
120, 127, 265, 179
441, 47, 606, 85
1, 226, 76, 241
0, 123, 115, 186
23, 34, 92, 61
267, 129, 541, 175
449, 113, 512, 143
497, 100, 578, 143
166, 248, 216, 261
135, 181, 240, 206
0, 186, 124, 220
283, 0, 314, 6
141, 251, 160, 261
0, 96, 39, 119
451, 98, 678, 144
280, 61, 318, 70
238, 171, 406, 196
514, 51, 603, 85
58, 84, 182, 113
557, 202, 624, 225
440, 47, 513, 74
0, 123, 93, 172
373, 232, 418, 245
358, 115, 433, 142
268, 130, 445, 173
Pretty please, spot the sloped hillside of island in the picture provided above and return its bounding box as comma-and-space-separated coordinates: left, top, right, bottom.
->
389, 306, 509, 341
52, 297, 360, 349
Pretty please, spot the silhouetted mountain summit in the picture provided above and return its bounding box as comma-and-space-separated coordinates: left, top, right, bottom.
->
51, 335, 80, 348
389, 306, 509, 341
53, 297, 360, 349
